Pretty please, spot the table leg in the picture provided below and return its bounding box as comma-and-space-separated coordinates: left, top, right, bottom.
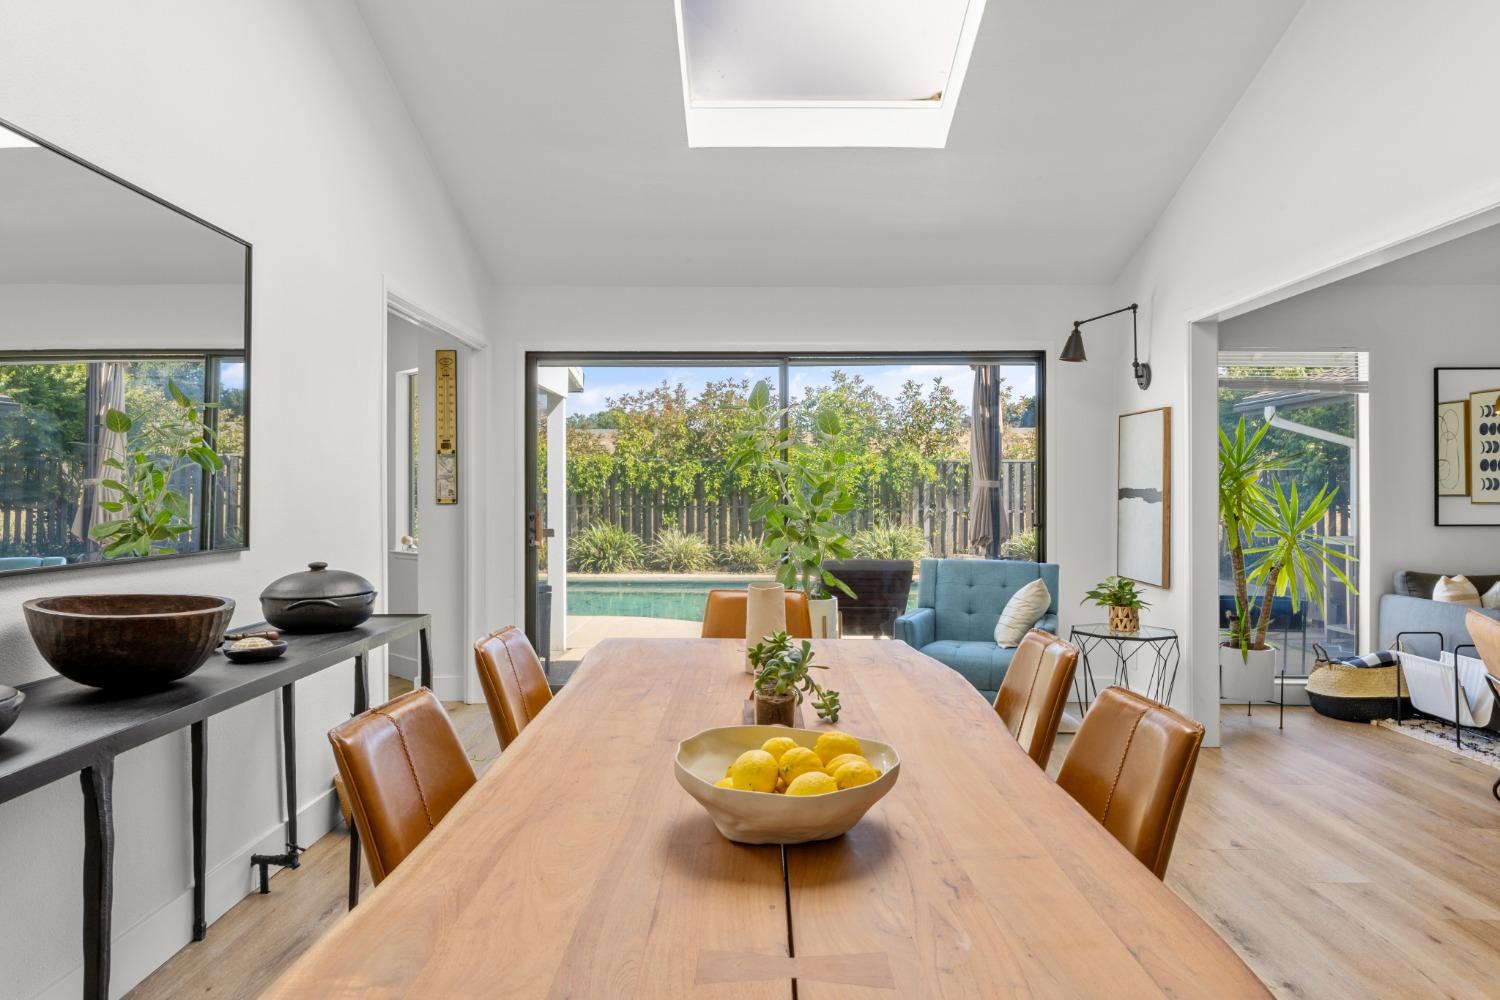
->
418, 627, 433, 690
354, 653, 368, 714
348, 826, 362, 910
251, 683, 304, 893
191, 721, 207, 941
81, 757, 115, 1000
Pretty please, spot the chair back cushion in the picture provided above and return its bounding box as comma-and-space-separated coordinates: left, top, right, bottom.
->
473, 626, 553, 749
700, 589, 812, 639
916, 558, 1060, 643
994, 630, 1079, 769
328, 688, 476, 885
1056, 686, 1204, 879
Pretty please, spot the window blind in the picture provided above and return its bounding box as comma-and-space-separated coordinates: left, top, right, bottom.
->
1216, 350, 1368, 392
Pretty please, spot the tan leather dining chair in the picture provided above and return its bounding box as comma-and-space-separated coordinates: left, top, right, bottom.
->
473, 625, 553, 749
328, 688, 476, 887
994, 628, 1080, 769
701, 589, 813, 639
1055, 686, 1204, 879
1469, 610, 1500, 679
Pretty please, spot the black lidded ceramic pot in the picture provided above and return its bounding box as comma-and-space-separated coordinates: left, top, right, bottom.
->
260, 562, 376, 633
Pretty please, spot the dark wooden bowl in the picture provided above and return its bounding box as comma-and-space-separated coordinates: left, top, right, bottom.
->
23, 594, 236, 692
0, 685, 22, 737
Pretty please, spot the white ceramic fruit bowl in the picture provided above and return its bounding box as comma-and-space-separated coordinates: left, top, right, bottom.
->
674, 725, 900, 845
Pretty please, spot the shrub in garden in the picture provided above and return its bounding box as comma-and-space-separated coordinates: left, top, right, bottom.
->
717, 535, 772, 573
648, 527, 715, 573
999, 527, 1038, 562
848, 521, 928, 570
569, 522, 644, 573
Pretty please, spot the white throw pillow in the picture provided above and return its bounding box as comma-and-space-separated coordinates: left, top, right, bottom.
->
1434, 575, 1481, 606
994, 578, 1051, 648
1483, 582, 1500, 610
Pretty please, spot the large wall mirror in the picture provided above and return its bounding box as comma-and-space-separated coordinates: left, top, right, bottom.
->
0, 117, 250, 575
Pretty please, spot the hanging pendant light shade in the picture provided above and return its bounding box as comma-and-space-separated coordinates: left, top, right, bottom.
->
1060, 325, 1087, 363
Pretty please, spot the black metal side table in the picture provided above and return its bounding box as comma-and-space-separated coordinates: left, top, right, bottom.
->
1069, 623, 1181, 713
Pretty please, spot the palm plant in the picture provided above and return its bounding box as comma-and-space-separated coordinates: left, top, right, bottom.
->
1219, 417, 1276, 651
1243, 479, 1356, 650
1218, 417, 1356, 654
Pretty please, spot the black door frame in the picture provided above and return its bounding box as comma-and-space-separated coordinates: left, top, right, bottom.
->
523, 350, 1047, 644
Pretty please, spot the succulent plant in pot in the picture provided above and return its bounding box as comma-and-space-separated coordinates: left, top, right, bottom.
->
1082, 575, 1150, 633
748, 631, 842, 726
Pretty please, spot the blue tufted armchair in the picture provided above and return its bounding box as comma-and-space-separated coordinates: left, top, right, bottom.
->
895, 558, 1060, 702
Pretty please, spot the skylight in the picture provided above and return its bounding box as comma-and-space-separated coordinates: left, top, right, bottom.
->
674, 0, 988, 148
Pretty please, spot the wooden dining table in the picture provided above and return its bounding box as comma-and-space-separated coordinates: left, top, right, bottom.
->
266, 638, 1268, 998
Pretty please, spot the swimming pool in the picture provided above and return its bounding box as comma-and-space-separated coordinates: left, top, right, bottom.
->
565, 575, 918, 622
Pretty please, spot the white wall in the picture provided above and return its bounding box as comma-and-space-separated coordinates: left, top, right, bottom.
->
1108, 0, 1500, 744
1221, 283, 1500, 628
0, 3, 489, 997
487, 284, 1123, 661
0, 284, 243, 351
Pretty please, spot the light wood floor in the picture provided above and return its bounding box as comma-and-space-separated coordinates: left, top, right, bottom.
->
127, 705, 1500, 999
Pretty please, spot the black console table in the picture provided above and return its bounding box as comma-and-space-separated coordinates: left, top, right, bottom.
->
0, 613, 432, 1000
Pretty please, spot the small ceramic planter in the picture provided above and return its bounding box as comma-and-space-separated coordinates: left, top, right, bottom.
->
807, 596, 840, 639
753, 689, 797, 727
1108, 605, 1140, 633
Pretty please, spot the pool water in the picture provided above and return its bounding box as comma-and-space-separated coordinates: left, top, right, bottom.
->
566, 576, 918, 622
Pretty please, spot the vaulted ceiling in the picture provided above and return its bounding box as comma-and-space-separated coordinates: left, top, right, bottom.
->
356, 0, 1305, 286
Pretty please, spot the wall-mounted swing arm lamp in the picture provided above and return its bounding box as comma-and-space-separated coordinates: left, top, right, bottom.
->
1059, 302, 1151, 390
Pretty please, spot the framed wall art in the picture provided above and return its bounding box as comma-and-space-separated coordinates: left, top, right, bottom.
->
1434, 367, 1500, 524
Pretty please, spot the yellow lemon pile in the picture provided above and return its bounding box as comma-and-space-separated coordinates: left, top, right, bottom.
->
713, 732, 881, 796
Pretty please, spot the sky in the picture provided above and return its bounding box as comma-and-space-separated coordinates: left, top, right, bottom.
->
552, 362, 1037, 416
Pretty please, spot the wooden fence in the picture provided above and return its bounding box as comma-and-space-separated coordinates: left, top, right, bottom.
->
0, 455, 244, 558
562, 459, 1037, 558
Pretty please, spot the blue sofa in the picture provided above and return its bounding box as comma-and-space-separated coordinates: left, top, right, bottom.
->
1378, 570, 1500, 658
0, 556, 67, 571
895, 558, 1060, 702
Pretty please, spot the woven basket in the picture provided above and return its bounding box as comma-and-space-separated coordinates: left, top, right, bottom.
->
1306, 644, 1411, 722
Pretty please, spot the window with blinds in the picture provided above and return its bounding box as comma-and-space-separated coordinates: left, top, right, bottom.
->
1217, 350, 1368, 392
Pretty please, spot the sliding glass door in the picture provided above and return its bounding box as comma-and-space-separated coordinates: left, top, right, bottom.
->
525, 352, 1044, 679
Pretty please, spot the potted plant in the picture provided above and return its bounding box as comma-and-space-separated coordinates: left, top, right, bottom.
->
729, 380, 855, 638
748, 631, 842, 726
1219, 418, 1356, 702
88, 380, 224, 559
1082, 576, 1150, 633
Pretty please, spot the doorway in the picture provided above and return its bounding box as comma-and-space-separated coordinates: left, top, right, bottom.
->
384, 308, 473, 703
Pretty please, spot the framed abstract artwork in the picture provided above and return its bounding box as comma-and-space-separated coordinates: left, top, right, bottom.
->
1434, 367, 1500, 524
1117, 406, 1171, 587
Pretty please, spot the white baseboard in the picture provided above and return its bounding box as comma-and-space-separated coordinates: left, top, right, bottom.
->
34, 788, 342, 1000
433, 673, 465, 703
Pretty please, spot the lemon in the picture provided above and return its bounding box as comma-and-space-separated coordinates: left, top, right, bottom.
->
813, 732, 862, 766
714, 777, 735, 789
779, 747, 825, 784
730, 749, 778, 792
824, 753, 870, 774
832, 760, 880, 789
786, 771, 838, 796
760, 736, 800, 762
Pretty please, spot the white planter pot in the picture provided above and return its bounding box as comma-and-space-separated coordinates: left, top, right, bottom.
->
807, 596, 840, 640
1219, 643, 1278, 703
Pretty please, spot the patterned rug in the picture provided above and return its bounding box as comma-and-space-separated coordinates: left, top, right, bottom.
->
1372, 717, 1500, 769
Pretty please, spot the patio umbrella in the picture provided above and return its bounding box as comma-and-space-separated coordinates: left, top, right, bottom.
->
71, 361, 129, 546
968, 364, 1005, 559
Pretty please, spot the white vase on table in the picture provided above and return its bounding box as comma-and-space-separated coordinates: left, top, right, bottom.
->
744, 582, 786, 673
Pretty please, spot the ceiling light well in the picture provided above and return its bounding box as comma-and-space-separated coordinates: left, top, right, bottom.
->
673, 0, 989, 148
